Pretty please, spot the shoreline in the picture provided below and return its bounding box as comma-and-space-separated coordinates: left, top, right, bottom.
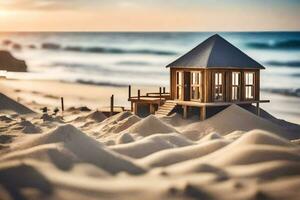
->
0, 78, 299, 124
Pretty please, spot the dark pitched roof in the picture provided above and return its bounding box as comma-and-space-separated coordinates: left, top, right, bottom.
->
166, 34, 265, 69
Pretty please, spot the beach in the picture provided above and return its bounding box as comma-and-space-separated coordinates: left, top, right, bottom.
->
1, 31, 300, 200
1, 78, 300, 200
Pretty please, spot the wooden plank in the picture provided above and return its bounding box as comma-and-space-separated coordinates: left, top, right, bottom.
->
174, 100, 269, 107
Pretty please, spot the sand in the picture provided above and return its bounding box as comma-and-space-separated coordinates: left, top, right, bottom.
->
0, 80, 300, 200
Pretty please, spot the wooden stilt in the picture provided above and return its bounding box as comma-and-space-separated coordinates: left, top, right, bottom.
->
183, 105, 188, 119
150, 104, 155, 114
110, 95, 114, 116
138, 90, 140, 100
256, 102, 260, 116
131, 101, 133, 112
200, 106, 206, 121
163, 87, 166, 93
133, 102, 138, 115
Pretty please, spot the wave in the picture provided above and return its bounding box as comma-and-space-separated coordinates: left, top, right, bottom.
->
116, 61, 152, 66
76, 79, 128, 87
262, 88, 300, 97
265, 61, 300, 68
49, 62, 167, 76
37, 41, 178, 56
64, 46, 177, 56
247, 40, 300, 50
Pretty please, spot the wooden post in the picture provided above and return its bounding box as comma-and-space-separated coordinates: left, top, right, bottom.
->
138, 90, 140, 100
133, 102, 138, 115
60, 97, 64, 113
110, 95, 114, 116
159, 87, 162, 99
256, 102, 260, 116
200, 106, 206, 121
163, 87, 166, 93
183, 105, 188, 119
128, 85, 131, 99
130, 101, 133, 112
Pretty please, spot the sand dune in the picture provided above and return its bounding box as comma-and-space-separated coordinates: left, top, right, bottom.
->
9, 124, 145, 174
110, 133, 194, 158
165, 130, 300, 174
74, 110, 107, 123
138, 139, 230, 168
127, 115, 178, 136
182, 105, 288, 140
1, 91, 300, 199
0, 93, 34, 114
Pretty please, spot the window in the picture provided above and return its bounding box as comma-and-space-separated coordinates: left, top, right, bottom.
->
231, 72, 241, 101
214, 72, 223, 101
190, 72, 202, 101
176, 71, 183, 100
245, 72, 255, 99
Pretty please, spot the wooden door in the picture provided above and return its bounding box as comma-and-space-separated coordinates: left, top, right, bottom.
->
184, 72, 191, 101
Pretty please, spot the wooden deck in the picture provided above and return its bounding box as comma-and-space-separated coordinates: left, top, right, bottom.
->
173, 99, 270, 107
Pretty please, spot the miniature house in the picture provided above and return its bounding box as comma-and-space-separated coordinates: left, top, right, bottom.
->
128, 34, 269, 119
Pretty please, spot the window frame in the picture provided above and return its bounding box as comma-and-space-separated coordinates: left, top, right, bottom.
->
231, 71, 241, 101
244, 71, 255, 100
190, 71, 203, 102
213, 72, 224, 102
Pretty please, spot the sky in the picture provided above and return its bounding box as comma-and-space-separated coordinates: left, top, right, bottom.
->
0, 0, 299, 31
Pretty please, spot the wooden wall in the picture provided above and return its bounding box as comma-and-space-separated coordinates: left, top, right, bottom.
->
170, 67, 260, 103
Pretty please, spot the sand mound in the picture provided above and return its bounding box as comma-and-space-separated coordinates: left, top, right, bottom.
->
0, 93, 34, 114
116, 133, 135, 144
13, 124, 145, 174
19, 120, 42, 134
0, 143, 77, 170
198, 132, 223, 143
127, 115, 178, 136
166, 130, 300, 174
101, 115, 141, 134
110, 133, 194, 158
230, 130, 294, 147
0, 115, 13, 123
74, 110, 107, 123
227, 160, 300, 180
182, 104, 288, 140
138, 139, 230, 168
159, 113, 196, 127
103, 111, 133, 124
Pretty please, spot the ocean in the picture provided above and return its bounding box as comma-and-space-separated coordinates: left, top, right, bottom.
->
1, 32, 300, 94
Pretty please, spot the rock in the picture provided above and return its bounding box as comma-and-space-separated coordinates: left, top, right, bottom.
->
12, 43, 22, 50
0, 50, 27, 72
2, 40, 12, 46
28, 44, 36, 49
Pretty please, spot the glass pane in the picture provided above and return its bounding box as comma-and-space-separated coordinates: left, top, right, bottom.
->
218, 73, 222, 85
198, 72, 202, 85
249, 73, 253, 84
215, 73, 218, 85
